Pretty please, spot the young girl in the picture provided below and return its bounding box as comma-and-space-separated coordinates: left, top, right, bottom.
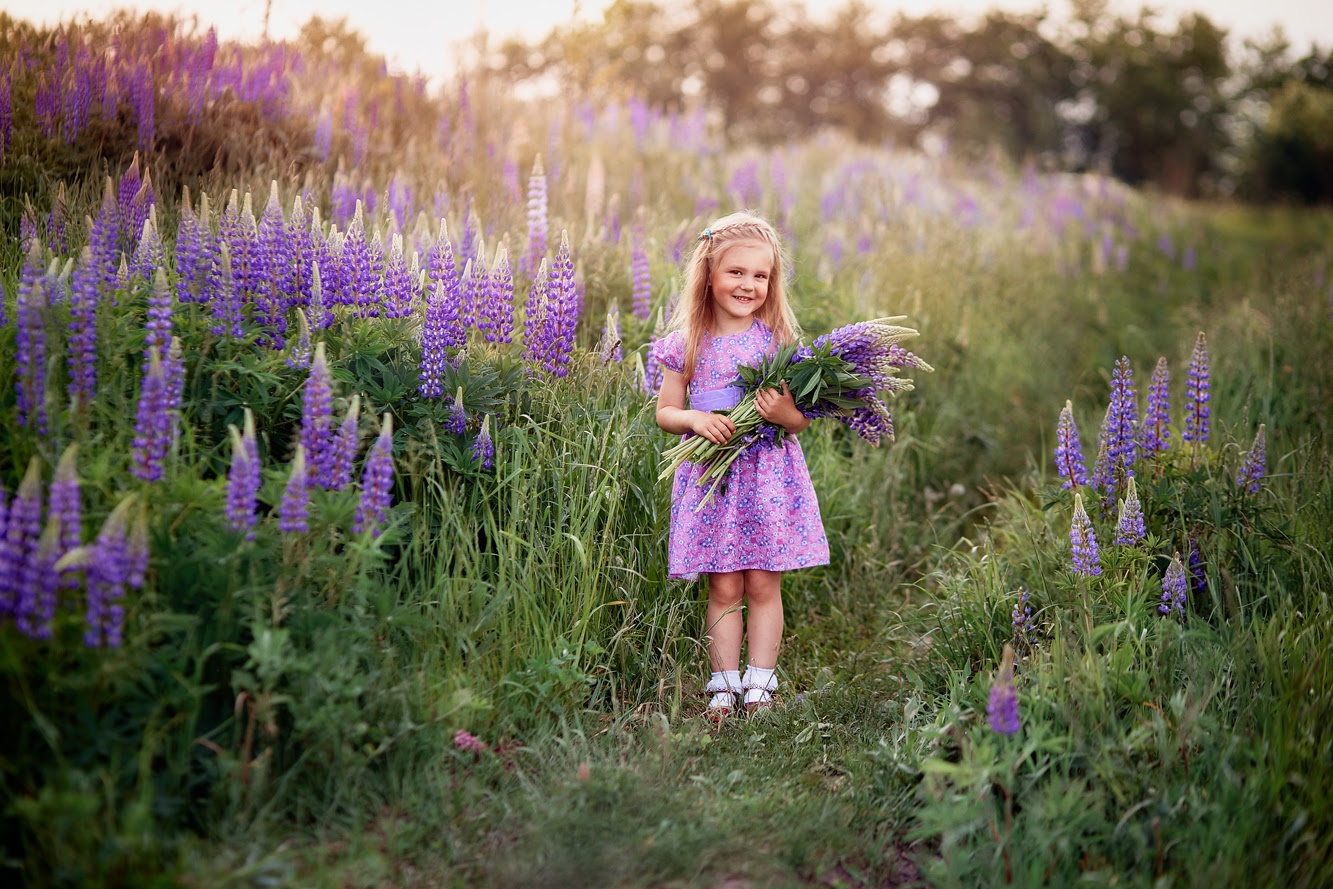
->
653, 211, 829, 718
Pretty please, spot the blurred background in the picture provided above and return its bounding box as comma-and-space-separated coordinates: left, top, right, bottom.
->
8, 0, 1333, 202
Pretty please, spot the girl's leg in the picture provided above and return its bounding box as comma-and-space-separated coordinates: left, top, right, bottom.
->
705, 571, 745, 672
742, 569, 783, 710
742, 569, 783, 669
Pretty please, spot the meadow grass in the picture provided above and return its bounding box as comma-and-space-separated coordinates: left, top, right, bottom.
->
3, 18, 1333, 886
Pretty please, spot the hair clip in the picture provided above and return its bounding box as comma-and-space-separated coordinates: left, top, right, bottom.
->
698, 228, 712, 242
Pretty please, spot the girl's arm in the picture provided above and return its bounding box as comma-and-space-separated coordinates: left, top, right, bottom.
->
755, 381, 811, 435
656, 369, 737, 444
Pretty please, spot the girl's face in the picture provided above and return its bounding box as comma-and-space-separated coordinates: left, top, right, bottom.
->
708, 239, 773, 330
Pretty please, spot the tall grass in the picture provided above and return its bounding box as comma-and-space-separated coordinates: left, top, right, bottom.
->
2, 12, 1332, 887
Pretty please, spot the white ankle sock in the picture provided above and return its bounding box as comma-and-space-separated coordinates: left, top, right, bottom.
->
742, 665, 776, 706
708, 670, 741, 709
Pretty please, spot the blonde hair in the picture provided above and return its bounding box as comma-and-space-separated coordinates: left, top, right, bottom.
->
670, 210, 800, 381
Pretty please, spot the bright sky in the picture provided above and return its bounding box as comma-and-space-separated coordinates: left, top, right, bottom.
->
6, 0, 1332, 81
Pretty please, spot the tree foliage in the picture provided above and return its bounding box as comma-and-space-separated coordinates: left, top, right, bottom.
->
483, 0, 1333, 202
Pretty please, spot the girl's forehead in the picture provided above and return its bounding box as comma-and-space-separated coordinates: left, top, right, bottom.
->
715, 239, 775, 268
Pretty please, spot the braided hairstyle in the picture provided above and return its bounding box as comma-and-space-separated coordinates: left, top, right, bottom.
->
671, 210, 800, 381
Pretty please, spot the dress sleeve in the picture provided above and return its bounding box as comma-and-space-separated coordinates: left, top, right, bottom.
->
653, 330, 686, 375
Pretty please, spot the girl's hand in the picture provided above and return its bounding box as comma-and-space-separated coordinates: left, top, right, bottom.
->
689, 410, 737, 445
755, 381, 811, 434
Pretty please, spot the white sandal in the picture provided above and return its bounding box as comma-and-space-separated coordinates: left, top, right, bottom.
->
702, 675, 739, 721
741, 668, 778, 714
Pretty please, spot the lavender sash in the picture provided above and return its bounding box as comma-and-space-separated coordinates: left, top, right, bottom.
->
690, 386, 744, 412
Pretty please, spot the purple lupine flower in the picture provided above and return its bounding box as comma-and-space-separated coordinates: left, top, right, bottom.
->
131, 337, 176, 482
986, 644, 1021, 735
483, 246, 515, 344
340, 204, 381, 318
144, 268, 174, 362
460, 245, 484, 333
50, 445, 82, 589
308, 261, 331, 332
471, 415, 495, 471
1141, 356, 1171, 457
301, 342, 338, 488
5, 459, 43, 630
353, 413, 394, 536
1114, 476, 1146, 545
425, 218, 466, 357
16, 250, 49, 435
174, 189, 206, 303
279, 445, 310, 533
287, 194, 313, 307
36, 71, 60, 140
0, 70, 11, 162
24, 512, 63, 640
547, 231, 581, 377
286, 308, 313, 370
1237, 424, 1266, 493
522, 258, 553, 373
381, 233, 416, 320
89, 178, 121, 292
329, 395, 362, 491
225, 410, 261, 538
85, 495, 135, 648
521, 155, 548, 281
1183, 332, 1210, 446
630, 223, 652, 321
133, 63, 154, 153
210, 241, 244, 338
446, 388, 468, 435
1055, 400, 1089, 489
67, 248, 100, 409
129, 210, 163, 282
1160, 553, 1188, 616
599, 306, 623, 364
123, 170, 154, 259
1011, 589, 1034, 637
419, 275, 454, 399
642, 305, 667, 395
254, 180, 291, 347
1106, 356, 1138, 479
1070, 493, 1102, 576
47, 183, 69, 255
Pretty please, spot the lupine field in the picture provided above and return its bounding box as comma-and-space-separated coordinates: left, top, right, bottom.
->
2, 11, 1332, 888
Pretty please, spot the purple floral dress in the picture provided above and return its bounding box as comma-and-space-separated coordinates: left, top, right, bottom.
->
654, 321, 830, 580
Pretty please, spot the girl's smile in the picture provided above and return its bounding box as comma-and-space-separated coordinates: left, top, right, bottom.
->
709, 240, 773, 332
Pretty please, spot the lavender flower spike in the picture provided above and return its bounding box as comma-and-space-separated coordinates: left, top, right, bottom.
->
1055, 400, 1089, 489
1070, 493, 1102, 576
987, 643, 1021, 735
1160, 553, 1188, 616
1184, 332, 1210, 446
1114, 476, 1146, 545
354, 413, 395, 536
50, 444, 82, 589
1237, 424, 1266, 493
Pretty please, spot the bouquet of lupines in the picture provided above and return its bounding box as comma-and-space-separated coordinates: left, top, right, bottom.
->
660, 317, 932, 505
